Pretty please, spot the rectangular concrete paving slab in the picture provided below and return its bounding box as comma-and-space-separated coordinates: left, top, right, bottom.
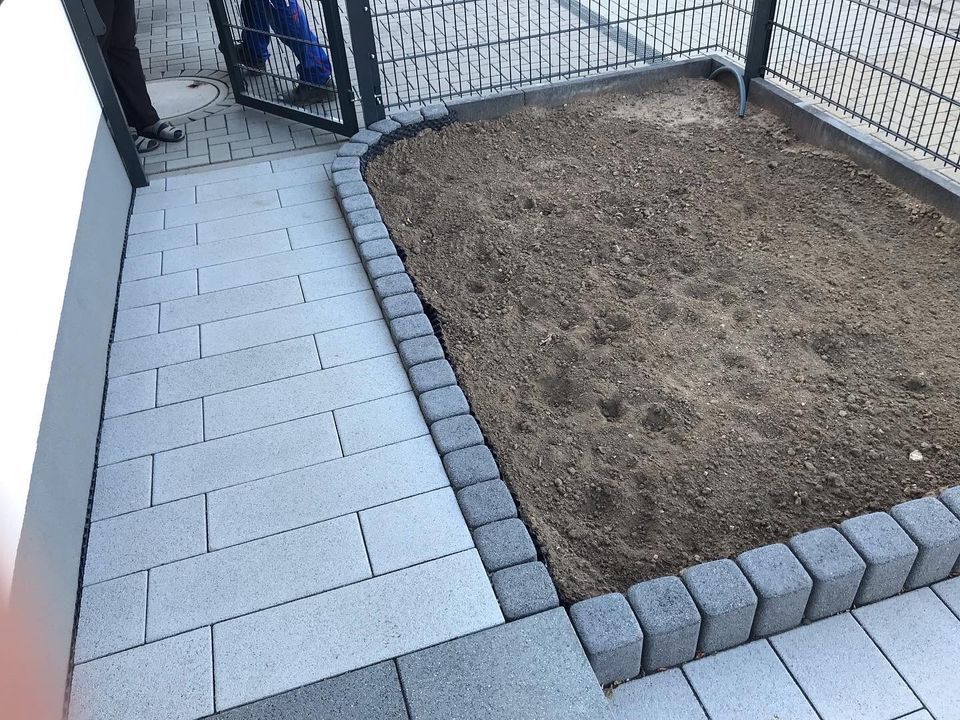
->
159, 276, 303, 331
108, 326, 199, 377
198, 240, 357, 293
299, 263, 369, 301
397, 607, 610, 720
206, 435, 449, 548
119, 269, 197, 309
160, 228, 290, 273
98, 399, 202, 465
196, 199, 342, 244
933, 576, 960, 617
212, 550, 502, 710
853, 588, 960, 720
333, 391, 427, 455
121, 253, 162, 283
74, 572, 148, 663
770, 612, 921, 720
683, 640, 818, 720
314, 319, 395, 367
91, 457, 152, 521
609, 668, 706, 720
114, 304, 160, 341
69, 628, 212, 720
126, 224, 196, 257
104, 369, 157, 418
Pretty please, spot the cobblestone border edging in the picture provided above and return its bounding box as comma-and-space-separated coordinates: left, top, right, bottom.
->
330, 60, 960, 688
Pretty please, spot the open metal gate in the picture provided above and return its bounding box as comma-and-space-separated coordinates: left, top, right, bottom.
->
208, 0, 369, 136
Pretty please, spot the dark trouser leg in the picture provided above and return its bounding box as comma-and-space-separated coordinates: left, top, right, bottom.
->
96, 0, 160, 131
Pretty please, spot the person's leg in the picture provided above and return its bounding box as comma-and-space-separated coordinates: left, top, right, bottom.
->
239, 0, 272, 66
267, 0, 332, 86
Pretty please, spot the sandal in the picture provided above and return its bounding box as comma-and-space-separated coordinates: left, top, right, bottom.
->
134, 136, 160, 153
140, 121, 185, 143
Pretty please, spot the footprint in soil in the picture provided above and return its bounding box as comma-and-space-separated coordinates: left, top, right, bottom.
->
642, 404, 673, 432
599, 397, 625, 421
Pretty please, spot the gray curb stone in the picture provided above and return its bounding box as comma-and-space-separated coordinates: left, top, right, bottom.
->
409, 359, 456, 394
389, 314, 433, 343
626, 576, 700, 671
940, 486, 960, 519
332, 169, 363, 186
352, 128, 382, 145
330, 156, 360, 173
381, 292, 422, 320
840, 512, 919, 604
341, 193, 376, 214
680, 559, 758, 654
398, 335, 444, 369
569, 593, 643, 686
336, 181, 369, 200
419, 386, 469, 424
392, 109, 424, 126
456, 479, 517, 528
354, 222, 390, 244
489, 562, 558, 620
736, 543, 812, 638
369, 118, 401, 134
366, 255, 405, 280
346, 208, 383, 229
373, 272, 415, 300
889, 497, 960, 586
337, 142, 369, 157
421, 103, 449, 121
473, 518, 536, 571
358, 239, 396, 263
430, 414, 483, 455
442, 445, 500, 489
788, 527, 866, 620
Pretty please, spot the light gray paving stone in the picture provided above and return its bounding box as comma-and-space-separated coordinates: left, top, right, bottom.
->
330, 155, 360, 172
900, 712, 935, 720
359, 238, 397, 263
198, 239, 357, 293
194, 164, 325, 202
489, 561, 558, 620
161, 228, 290, 273
114, 305, 159, 341
398, 607, 608, 720
770, 612, 921, 720
627, 576, 702, 671
681, 560, 756, 653
129, 210, 164, 234
213, 550, 501, 709
683, 640, 817, 720
278, 181, 336, 207
98, 399, 201, 465
84, 496, 206, 584
890, 497, 960, 585
69, 628, 212, 720
157, 336, 320, 405
201, 289, 380, 356
286, 215, 352, 249
736, 543, 812, 638
360, 487, 473, 574
164, 189, 280, 228
443, 444, 500, 489
373, 272, 414, 299
153, 412, 341, 502
125, 223, 197, 257
457, 479, 517, 528
854, 588, 960, 720
418, 385, 469, 424
332, 169, 363, 186
346, 208, 382, 228
270, 151, 336, 172
337, 142, 368, 157
148, 515, 370, 640
207, 661, 407, 720
92, 457, 152, 521
382, 292, 423, 320
299, 263, 369, 301
473, 518, 536, 571
609, 668, 706, 720
431, 414, 484, 455
398, 335, 444, 368
197, 199, 342, 243
940, 486, 960, 519
933, 576, 960, 617
75, 573, 147, 663
365, 255, 405, 281
118, 269, 197, 309
391, 109, 424, 126
421, 103, 449, 121
162, 276, 303, 331
340, 192, 377, 214
207, 435, 447, 549
121, 253, 162, 282
314, 320, 394, 367
204, 353, 408, 438
369, 118, 401, 134
409, 359, 456, 394
166, 159, 271, 189
570, 593, 643, 685
354, 222, 390, 244
109, 326, 199, 377
788, 527, 867, 620
334, 391, 427, 455
390, 313, 433, 343
133, 186, 196, 214
840, 512, 919, 604
104, 370, 157, 418
352, 128, 382, 145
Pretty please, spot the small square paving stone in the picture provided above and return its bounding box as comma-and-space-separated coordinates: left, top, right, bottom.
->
346, 208, 383, 228
627, 576, 700, 671
390, 314, 434, 343
373, 272, 415, 299
337, 142, 368, 157
456, 478, 517, 528
940, 486, 960, 519
367, 255, 406, 280
473, 518, 536, 571
419, 385, 469, 424
788, 527, 866, 620
351, 128, 382, 145
336, 180, 369, 199
332, 169, 363, 185
382, 292, 423, 320
431, 414, 484, 455
330, 156, 360, 172
442, 444, 500, 489
75, 573, 147, 663
736, 543, 812, 637
840, 512, 919, 604
207, 661, 407, 720
890, 497, 960, 585
399, 335, 443, 368
570, 593, 643, 685
369, 118, 401, 134
680, 559, 757, 654
354, 222, 390, 244
609, 668, 706, 720
341, 192, 376, 213
359, 238, 397, 263
409, 359, 456, 394
391, 109, 424, 126
489, 561, 558, 620
397, 608, 609, 720
421, 103, 449, 120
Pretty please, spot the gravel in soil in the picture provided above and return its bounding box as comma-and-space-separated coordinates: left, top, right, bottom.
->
366, 78, 960, 602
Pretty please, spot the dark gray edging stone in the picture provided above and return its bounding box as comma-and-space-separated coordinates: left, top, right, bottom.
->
336, 83, 960, 690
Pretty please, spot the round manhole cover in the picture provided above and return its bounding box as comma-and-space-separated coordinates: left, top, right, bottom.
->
146, 77, 229, 120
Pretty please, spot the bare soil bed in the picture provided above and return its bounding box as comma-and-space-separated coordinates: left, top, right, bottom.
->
366, 79, 960, 602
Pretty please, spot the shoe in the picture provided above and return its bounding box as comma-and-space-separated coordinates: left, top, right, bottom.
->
219, 41, 266, 74
284, 81, 334, 106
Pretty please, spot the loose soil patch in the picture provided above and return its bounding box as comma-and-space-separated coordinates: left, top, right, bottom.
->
367, 79, 960, 602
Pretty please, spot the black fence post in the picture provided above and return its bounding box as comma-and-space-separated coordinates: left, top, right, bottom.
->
743, 0, 779, 86
345, 0, 386, 125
